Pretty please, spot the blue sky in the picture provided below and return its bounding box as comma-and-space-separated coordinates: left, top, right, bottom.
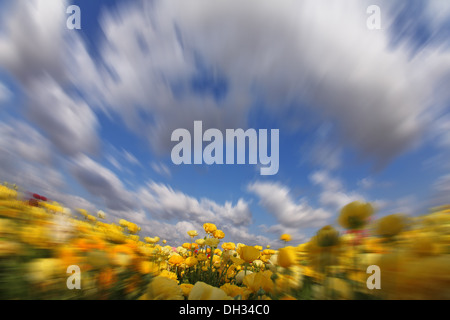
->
0, 0, 450, 247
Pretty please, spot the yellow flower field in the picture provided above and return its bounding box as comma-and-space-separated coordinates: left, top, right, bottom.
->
0, 184, 449, 300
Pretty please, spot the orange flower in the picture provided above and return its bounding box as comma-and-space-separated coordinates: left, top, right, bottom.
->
169, 254, 185, 266
98, 268, 116, 290
213, 229, 225, 239
222, 242, 236, 251
203, 223, 217, 234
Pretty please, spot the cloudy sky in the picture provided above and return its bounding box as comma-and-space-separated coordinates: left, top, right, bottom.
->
0, 0, 449, 247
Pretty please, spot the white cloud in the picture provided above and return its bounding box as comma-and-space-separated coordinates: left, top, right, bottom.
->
0, 120, 53, 165
310, 170, 367, 211
71, 154, 136, 211
122, 149, 140, 166
3, 0, 449, 166
26, 76, 99, 156
357, 177, 374, 190
247, 181, 330, 229
151, 162, 171, 177
138, 181, 252, 226
0, 0, 69, 84
0, 83, 11, 103
433, 174, 450, 206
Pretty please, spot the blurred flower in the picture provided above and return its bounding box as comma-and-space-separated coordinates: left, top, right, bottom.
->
205, 237, 220, 248
235, 270, 252, 284
197, 253, 208, 261
243, 270, 274, 293
316, 225, 339, 247
27, 258, 63, 283
220, 283, 248, 299
240, 245, 260, 263
141, 276, 184, 300
159, 270, 178, 282
339, 201, 374, 229
280, 234, 291, 242
187, 230, 198, 237
252, 259, 264, 268
230, 256, 245, 265
180, 283, 194, 297
185, 257, 198, 267
195, 239, 206, 247
277, 246, 297, 268
139, 261, 159, 275
188, 281, 231, 300
97, 210, 106, 219
98, 268, 116, 290
376, 214, 405, 238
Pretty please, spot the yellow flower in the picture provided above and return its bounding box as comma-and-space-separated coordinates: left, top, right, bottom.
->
230, 256, 245, 265
220, 283, 247, 298
409, 234, 438, 256
280, 294, 297, 300
139, 261, 159, 274
205, 237, 220, 248
109, 244, 134, 267
222, 242, 236, 251
197, 253, 208, 261
27, 258, 63, 283
243, 270, 274, 293
159, 269, 179, 282
213, 229, 225, 239
339, 201, 374, 229
277, 246, 297, 268
169, 254, 185, 266
203, 223, 217, 234
240, 245, 260, 263
185, 256, 198, 267
280, 234, 291, 242
262, 249, 276, 255
187, 230, 198, 237
182, 242, 195, 250
376, 214, 405, 238
195, 239, 205, 247
188, 281, 231, 300
119, 219, 129, 227
180, 283, 194, 297
127, 222, 140, 234
145, 237, 159, 244
316, 225, 339, 247
141, 276, 184, 300
327, 277, 352, 300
